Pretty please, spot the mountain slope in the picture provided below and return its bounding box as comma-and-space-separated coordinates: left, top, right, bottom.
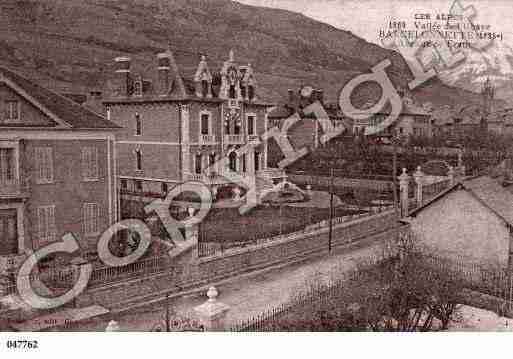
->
0, 0, 501, 109
439, 41, 513, 105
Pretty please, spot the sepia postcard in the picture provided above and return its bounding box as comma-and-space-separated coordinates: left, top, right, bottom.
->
0, 0, 513, 356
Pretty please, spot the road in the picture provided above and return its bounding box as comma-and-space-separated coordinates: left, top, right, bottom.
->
66, 232, 389, 331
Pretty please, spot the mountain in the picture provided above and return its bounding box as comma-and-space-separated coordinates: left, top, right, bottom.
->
438, 41, 513, 106
0, 0, 502, 110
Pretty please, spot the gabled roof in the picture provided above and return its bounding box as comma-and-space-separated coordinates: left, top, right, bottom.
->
0, 66, 120, 130
409, 176, 513, 227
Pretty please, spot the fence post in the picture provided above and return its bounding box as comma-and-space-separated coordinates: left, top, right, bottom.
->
185, 207, 199, 242
105, 320, 121, 332
413, 166, 424, 207
194, 286, 230, 331
448, 165, 455, 186
70, 256, 90, 307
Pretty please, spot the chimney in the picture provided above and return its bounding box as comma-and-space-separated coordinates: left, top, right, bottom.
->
157, 52, 171, 96
318, 89, 324, 105
114, 56, 131, 97
287, 89, 294, 104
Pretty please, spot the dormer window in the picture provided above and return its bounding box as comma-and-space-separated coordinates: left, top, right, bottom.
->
5, 100, 20, 121
135, 113, 142, 136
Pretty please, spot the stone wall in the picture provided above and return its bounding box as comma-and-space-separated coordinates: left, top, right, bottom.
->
74, 210, 403, 309
193, 210, 401, 281
288, 173, 393, 191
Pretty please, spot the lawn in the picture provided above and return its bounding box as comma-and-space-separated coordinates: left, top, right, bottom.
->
199, 204, 364, 244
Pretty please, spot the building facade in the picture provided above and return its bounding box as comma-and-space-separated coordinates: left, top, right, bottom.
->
353, 97, 433, 139
0, 67, 119, 279
105, 50, 278, 199
408, 176, 513, 267
267, 86, 350, 168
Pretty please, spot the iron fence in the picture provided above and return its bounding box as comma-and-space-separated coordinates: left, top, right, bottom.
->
231, 253, 513, 331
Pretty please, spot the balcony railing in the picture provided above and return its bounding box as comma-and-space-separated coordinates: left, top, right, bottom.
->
247, 134, 260, 143
0, 178, 29, 198
187, 173, 204, 182
224, 134, 245, 144
199, 134, 216, 145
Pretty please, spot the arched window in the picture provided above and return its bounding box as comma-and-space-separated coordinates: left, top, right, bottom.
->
234, 119, 241, 135
135, 149, 142, 171
254, 151, 260, 172
229, 85, 236, 99
228, 151, 237, 172
209, 152, 216, 166
195, 153, 203, 174
248, 86, 255, 100
135, 113, 142, 136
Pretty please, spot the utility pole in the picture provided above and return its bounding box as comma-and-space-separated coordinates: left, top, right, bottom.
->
392, 132, 399, 220
328, 167, 334, 253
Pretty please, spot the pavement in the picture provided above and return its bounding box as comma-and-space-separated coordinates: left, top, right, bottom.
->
65, 233, 388, 331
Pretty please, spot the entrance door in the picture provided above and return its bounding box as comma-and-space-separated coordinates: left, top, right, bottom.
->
0, 209, 18, 255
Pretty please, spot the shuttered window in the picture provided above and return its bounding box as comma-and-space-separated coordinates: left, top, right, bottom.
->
81, 147, 99, 181
37, 205, 56, 245
83, 203, 99, 236
0, 148, 15, 182
35, 147, 54, 184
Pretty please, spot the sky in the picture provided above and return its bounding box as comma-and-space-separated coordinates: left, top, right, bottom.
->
236, 0, 512, 51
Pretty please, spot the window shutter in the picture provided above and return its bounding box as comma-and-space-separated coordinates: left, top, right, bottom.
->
37, 207, 44, 243
93, 148, 98, 179
81, 148, 88, 180
4, 101, 9, 120
48, 206, 55, 242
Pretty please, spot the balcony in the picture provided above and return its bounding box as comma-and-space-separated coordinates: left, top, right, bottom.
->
224, 134, 245, 145
0, 178, 29, 199
199, 134, 216, 145
186, 173, 204, 182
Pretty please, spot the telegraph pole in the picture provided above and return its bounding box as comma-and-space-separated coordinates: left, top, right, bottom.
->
328, 168, 334, 253
392, 132, 399, 220
165, 293, 170, 332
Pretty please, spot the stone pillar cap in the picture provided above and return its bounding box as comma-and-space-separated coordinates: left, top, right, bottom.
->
105, 320, 120, 332
398, 168, 409, 180
194, 286, 230, 317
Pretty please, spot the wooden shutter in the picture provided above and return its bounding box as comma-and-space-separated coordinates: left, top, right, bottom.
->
46, 147, 54, 183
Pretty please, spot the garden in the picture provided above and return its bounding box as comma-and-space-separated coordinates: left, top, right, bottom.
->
199, 204, 364, 244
